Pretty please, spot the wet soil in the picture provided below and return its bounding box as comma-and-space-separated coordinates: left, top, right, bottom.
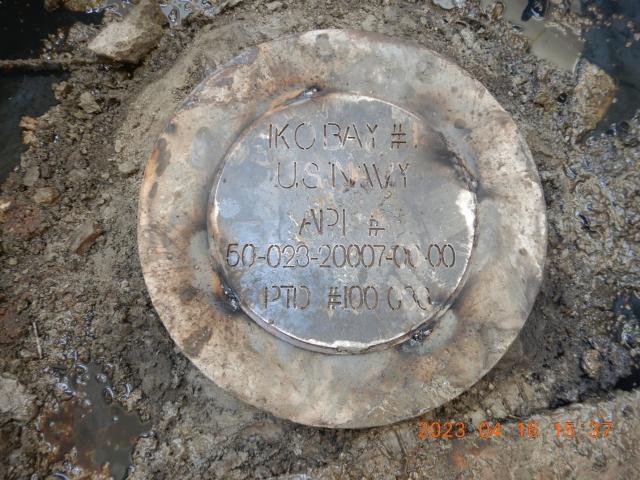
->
0, 1, 102, 181
0, 1, 639, 479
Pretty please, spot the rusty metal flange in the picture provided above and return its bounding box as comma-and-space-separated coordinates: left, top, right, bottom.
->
138, 30, 547, 428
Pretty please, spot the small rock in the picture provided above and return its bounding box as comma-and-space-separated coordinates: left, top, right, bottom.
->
459, 29, 476, 49
266, 1, 284, 12
118, 160, 138, 176
0, 199, 46, 240
571, 61, 617, 138
618, 317, 640, 349
491, 1, 504, 19
33, 187, 60, 205
0, 304, 28, 344
44, 0, 61, 11
21, 130, 37, 146
482, 390, 508, 419
68, 168, 89, 184
88, 0, 166, 64
22, 166, 40, 187
70, 149, 86, 168
581, 349, 603, 380
60, 0, 101, 12
19, 116, 38, 131
7, 258, 17, 266
79, 91, 101, 114
52, 81, 72, 101
0, 198, 11, 213
0, 373, 36, 423
40, 165, 53, 181
468, 409, 485, 428
70, 220, 103, 254
361, 13, 378, 31
432, 0, 465, 10
114, 138, 124, 153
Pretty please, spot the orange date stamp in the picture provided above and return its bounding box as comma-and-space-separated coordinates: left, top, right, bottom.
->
417, 420, 614, 440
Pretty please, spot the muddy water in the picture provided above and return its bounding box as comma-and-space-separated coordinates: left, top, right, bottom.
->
40, 362, 150, 479
581, 0, 640, 132
480, 0, 640, 132
480, 0, 583, 71
0, 74, 62, 181
158, 0, 231, 27
0, 2, 101, 182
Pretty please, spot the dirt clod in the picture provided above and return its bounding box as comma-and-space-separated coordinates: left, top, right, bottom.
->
88, 0, 166, 64
581, 349, 603, 380
22, 166, 39, 187
117, 160, 138, 176
571, 60, 617, 139
266, 1, 284, 12
33, 187, 60, 205
69, 220, 103, 254
0, 373, 36, 423
78, 91, 101, 114
433, 0, 466, 10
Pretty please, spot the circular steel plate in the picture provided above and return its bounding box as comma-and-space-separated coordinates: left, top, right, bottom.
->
209, 92, 476, 353
138, 30, 546, 428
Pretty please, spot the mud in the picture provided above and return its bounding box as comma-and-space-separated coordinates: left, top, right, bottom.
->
0, 0, 638, 478
40, 362, 149, 479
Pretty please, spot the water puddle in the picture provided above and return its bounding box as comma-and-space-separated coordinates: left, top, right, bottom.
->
90, 0, 234, 27
39, 362, 150, 479
0, 2, 102, 183
158, 0, 238, 27
481, 0, 584, 71
480, 0, 640, 132
93, 0, 135, 16
580, 0, 640, 133
0, 74, 63, 181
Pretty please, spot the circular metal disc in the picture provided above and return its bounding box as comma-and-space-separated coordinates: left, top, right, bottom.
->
209, 91, 476, 353
138, 30, 546, 428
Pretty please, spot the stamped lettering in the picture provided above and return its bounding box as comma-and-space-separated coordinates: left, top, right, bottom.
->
210, 92, 476, 351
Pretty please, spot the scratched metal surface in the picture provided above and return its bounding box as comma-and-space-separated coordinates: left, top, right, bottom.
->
137, 30, 547, 428
209, 91, 476, 353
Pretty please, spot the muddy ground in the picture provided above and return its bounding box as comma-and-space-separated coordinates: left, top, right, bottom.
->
1, 0, 639, 479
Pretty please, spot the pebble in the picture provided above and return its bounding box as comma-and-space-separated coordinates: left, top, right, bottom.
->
33, 187, 60, 205
47, 0, 102, 12
266, 1, 283, 12
19, 116, 38, 131
581, 349, 603, 380
79, 91, 102, 114
361, 13, 378, 32
22, 166, 40, 187
70, 220, 103, 255
571, 61, 617, 138
432, 0, 465, 10
118, 160, 139, 176
88, 0, 166, 64
0, 373, 36, 423
52, 81, 72, 101
40, 164, 52, 179
68, 168, 89, 183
